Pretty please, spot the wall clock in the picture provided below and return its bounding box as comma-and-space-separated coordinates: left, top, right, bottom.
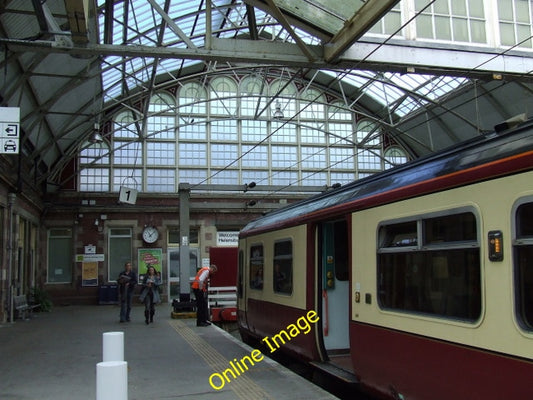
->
142, 226, 159, 243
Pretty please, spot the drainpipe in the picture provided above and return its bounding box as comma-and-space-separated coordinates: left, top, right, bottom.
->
7, 192, 16, 322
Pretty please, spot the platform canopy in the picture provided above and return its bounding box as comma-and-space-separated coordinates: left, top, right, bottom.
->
0, 0, 532, 188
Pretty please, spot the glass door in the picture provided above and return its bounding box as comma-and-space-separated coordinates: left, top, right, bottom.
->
167, 247, 199, 301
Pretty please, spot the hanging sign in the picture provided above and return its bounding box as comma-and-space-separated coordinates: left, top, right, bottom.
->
0, 107, 20, 154
119, 186, 138, 204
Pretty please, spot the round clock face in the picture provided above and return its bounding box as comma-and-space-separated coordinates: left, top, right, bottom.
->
142, 226, 159, 243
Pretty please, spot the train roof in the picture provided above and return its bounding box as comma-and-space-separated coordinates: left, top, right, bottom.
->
240, 118, 533, 237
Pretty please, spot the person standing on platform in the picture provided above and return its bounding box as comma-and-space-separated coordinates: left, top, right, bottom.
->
117, 261, 137, 323
191, 264, 217, 326
139, 265, 161, 325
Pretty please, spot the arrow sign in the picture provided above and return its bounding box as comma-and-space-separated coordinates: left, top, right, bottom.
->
5, 124, 18, 137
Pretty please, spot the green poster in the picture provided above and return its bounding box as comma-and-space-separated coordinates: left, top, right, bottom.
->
138, 248, 162, 283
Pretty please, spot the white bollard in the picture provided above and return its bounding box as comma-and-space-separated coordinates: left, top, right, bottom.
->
96, 361, 127, 400
103, 331, 124, 362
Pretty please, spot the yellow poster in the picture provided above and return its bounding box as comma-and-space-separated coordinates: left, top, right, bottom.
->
82, 262, 98, 286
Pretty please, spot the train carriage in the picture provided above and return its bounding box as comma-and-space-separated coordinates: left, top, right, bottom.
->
237, 118, 533, 400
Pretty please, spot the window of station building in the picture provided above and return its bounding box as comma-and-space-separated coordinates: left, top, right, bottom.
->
356, 120, 383, 173
179, 81, 207, 116
112, 168, 142, 192
47, 228, 73, 283
377, 210, 481, 322
302, 171, 327, 186
366, 2, 402, 37
301, 147, 326, 169
79, 73, 410, 192
211, 119, 238, 142
384, 147, 409, 169
242, 144, 268, 168
272, 145, 297, 168
146, 169, 175, 192
272, 170, 298, 186
242, 120, 267, 142
300, 88, 325, 120
270, 78, 297, 118
273, 240, 293, 295
301, 123, 326, 144
79, 137, 111, 192
330, 147, 355, 170
179, 169, 207, 185
147, 92, 176, 140
211, 143, 238, 167
179, 142, 207, 166
168, 227, 198, 245
108, 228, 132, 282
179, 118, 207, 140
272, 121, 297, 143
513, 201, 533, 331
249, 244, 264, 290
211, 169, 239, 185
79, 167, 110, 192
210, 77, 238, 116
498, 0, 533, 48
415, 0, 486, 44
240, 75, 268, 118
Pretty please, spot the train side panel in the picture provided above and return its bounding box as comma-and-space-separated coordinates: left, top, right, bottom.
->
238, 225, 321, 360
350, 171, 533, 399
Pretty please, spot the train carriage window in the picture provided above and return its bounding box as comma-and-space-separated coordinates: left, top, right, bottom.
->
378, 211, 481, 322
514, 202, 533, 331
424, 212, 477, 244
379, 221, 418, 248
273, 240, 293, 295
249, 244, 264, 290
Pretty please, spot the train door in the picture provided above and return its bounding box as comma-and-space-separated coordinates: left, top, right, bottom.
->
320, 220, 350, 351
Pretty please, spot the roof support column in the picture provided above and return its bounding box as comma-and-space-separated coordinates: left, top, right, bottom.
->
179, 183, 191, 302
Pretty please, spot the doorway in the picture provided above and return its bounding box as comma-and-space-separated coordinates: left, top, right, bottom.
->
319, 220, 350, 352
167, 247, 199, 301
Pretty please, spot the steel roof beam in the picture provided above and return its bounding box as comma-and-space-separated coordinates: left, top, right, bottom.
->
2, 37, 532, 81
324, 0, 399, 62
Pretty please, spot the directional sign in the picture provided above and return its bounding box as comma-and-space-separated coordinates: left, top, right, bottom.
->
0, 107, 20, 154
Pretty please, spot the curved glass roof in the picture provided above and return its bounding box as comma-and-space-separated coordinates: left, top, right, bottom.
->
0, 0, 531, 188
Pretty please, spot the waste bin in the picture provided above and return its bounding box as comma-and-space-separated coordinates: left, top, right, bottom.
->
99, 283, 118, 305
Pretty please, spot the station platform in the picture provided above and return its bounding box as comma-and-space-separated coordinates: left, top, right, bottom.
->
0, 304, 338, 400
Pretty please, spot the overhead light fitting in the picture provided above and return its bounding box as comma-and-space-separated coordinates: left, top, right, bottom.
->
273, 101, 284, 119
89, 132, 104, 144
89, 122, 103, 144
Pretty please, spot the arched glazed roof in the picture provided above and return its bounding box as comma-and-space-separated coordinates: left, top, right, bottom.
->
0, 0, 532, 190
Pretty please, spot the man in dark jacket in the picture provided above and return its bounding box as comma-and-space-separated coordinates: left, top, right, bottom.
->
118, 262, 137, 322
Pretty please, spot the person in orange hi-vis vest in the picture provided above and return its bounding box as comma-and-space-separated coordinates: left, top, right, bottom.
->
191, 264, 217, 326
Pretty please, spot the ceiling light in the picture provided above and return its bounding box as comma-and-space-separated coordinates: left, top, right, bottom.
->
273, 101, 284, 119
89, 132, 104, 144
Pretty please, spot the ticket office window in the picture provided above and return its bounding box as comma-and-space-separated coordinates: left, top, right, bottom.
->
378, 210, 481, 322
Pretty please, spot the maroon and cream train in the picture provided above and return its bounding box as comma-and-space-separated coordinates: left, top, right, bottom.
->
237, 118, 533, 399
